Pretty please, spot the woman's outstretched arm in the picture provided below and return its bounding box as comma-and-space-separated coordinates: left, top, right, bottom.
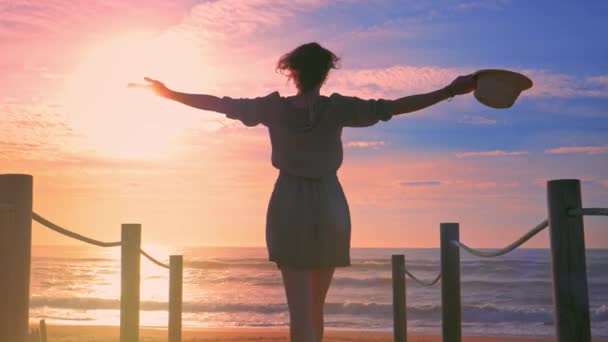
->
129, 77, 278, 127
129, 77, 224, 113
388, 74, 476, 116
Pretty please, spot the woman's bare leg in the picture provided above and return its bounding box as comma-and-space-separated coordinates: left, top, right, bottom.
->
311, 267, 335, 341
280, 266, 316, 342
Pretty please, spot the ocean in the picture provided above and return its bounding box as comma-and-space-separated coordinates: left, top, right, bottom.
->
30, 246, 608, 337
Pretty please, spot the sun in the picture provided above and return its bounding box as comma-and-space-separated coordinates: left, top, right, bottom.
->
63, 32, 202, 159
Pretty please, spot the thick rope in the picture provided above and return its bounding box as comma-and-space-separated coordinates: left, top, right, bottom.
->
568, 208, 608, 216
452, 219, 549, 258
32, 212, 121, 247
404, 269, 442, 287
140, 249, 170, 269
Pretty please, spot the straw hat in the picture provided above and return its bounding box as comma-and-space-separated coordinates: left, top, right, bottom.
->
472, 69, 533, 109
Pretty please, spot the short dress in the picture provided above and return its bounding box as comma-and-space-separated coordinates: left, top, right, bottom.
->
218, 91, 393, 268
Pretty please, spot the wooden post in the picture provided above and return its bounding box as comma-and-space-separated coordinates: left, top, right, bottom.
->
0, 174, 33, 342
440, 223, 461, 342
39, 319, 47, 342
169, 255, 183, 342
392, 254, 406, 342
547, 179, 591, 342
120, 224, 141, 342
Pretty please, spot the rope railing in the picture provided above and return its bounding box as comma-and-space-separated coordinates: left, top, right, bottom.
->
32, 212, 122, 248
389, 180, 604, 342
140, 249, 170, 269
29, 211, 179, 341
1, 175, 185, 342
33, 212, 171, 269
4, 175, 603, 342
390, 256, 444, 341
568, 207, 608, 216
404, 269, 442, 287
451, 219, 549, 258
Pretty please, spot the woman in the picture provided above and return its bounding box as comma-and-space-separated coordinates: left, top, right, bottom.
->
133, 42, 475, 342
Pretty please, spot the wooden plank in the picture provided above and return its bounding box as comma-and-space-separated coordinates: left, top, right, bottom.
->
547, 179, 591, 342
169, 255, 183, 342
120, 224, 141, 342
392, 254, 406, 342
0, 174, 33, 342
440, 223, 461, 342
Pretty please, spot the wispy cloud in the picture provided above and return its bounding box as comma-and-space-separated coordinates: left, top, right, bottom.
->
171, 0, 367, 61
455, 0, 509, 11
328, 65, 465, 98
523, 70, 608, 98
458, 115, 497, 125
329, 66, 608, 100
456, 150, 529, 158
544, 146, 608, 155
400, 180, 442, 187
0, 0, 187, 40
177, 0, 328, 42
533, 100, 608, 118
345, 140, 386, 149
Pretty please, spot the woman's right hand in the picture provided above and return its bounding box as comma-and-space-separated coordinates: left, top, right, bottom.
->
446, 74, 477, 96
127, 77, 171, 98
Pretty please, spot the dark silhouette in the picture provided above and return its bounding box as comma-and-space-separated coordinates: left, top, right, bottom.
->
131, 42, 475, 342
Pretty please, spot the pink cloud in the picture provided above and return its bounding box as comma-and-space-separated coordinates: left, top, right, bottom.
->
334, 18, 419, 42
399, 180, 442, 187
472, 181, 498, 189
0, 0, 187, 41
328, 66, 608, 100
544, 146, 608, 155
456, 150, 529, 158
175, 0, 337, 45
440, 180, 520, 190
329, 66, 608, 100
587, 75, 608, 86
522, 70, 608, 98
328, 65, 466, 98
345, 140, 385, 149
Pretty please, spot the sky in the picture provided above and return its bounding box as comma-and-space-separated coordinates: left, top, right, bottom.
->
1, 0, 607, 248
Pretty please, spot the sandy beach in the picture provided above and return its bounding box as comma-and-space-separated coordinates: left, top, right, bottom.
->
35, 325, 608, 342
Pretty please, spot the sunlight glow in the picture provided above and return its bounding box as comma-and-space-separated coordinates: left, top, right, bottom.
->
63, 32, 204, 159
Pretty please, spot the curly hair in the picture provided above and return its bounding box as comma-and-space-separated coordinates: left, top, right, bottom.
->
276, 42, 340, 93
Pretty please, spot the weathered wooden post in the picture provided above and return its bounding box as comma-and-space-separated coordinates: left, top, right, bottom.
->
0, 174, 33, 342
392, 254, 406, 342
547, 179, 591, 342
169, 255, 183, 342
40, 319, 47, 342
120, 224, 141, 342
440, 223, 461, 342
